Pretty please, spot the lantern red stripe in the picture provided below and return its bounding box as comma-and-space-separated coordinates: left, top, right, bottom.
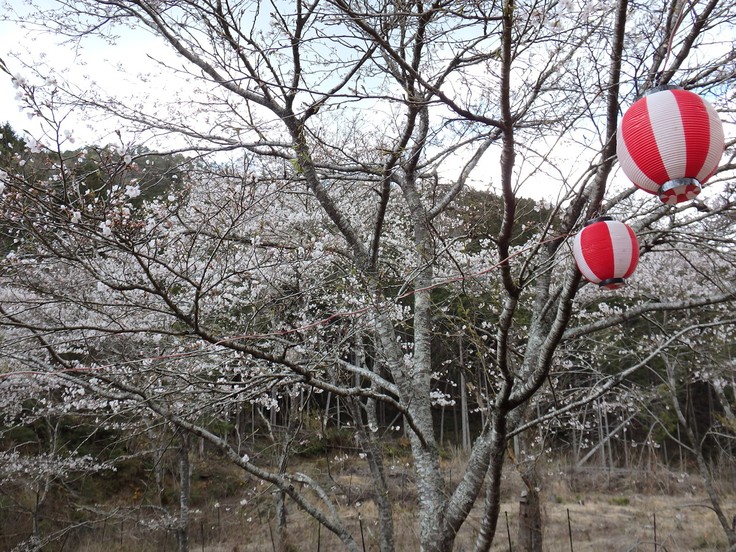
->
578, 221, 614, 283
617, 137, 660, 194
620, 95, 668, 188
572, 231, 599, 284
622, 223, 639, 278
672, 89, 711, 180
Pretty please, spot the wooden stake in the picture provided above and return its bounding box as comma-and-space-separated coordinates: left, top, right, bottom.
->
268, 521, 277, 552
653, 512, 657, 552
567, 508, 574, 552
505, 511, 513, 552
359, 515, 366, 552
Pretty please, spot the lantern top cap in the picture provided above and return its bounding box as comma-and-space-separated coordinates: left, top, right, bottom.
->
641, 84, 683, 98
583, 215, 613, 226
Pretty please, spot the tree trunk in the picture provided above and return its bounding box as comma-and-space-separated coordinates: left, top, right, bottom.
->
460, 371, 471, 452
356, 331, 396, 552
514, 433, 543, 552
459, 337, 471, 452
349, 396, 395, 552
177, 432, 190, 552
275, 389, 304, 551
275, 490, 288, 552
517, 485, 543, 552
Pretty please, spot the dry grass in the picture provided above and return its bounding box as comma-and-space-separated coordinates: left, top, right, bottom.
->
496, 493, 732, 552
171, 494, 731, 552
73, 481, 735, 551
67, 451, 736, 551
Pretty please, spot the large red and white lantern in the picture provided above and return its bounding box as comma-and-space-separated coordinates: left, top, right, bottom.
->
573, 217, 639, 290
617, 86, 724, 205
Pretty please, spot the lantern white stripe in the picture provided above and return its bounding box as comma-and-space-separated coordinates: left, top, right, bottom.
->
698, 101, 725, 183
646, 90, 686, 181
606, 220, 634, 277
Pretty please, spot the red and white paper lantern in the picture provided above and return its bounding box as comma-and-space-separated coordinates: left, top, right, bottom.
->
617, 86, 724, 205
573, 217, 639, 290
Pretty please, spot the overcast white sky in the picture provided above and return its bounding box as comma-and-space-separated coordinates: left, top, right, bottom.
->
0, 19, 44, 136
4, 2, 719, 204
0, 4, 629, 205
0, 6, 176, 147
0, 18, 560, 202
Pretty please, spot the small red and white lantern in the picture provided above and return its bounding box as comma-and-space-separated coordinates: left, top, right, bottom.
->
573, 217, 639, 290
617, 85, 724, 205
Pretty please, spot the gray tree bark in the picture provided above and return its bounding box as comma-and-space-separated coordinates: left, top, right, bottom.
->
177, 432, 190, 552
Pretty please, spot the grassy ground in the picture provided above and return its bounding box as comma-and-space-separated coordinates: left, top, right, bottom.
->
225, 494, 733, 551
74, 493, 732, 551
11, 437, 731, 552
71, 459, 735, 552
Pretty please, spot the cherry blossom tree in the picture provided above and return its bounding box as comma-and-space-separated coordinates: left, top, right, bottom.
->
1, 1, 736, 551
0, 371, 118, 551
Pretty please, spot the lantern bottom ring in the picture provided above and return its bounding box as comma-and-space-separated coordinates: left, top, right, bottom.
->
658, 177, 701, 205
598, 277, 626, 290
